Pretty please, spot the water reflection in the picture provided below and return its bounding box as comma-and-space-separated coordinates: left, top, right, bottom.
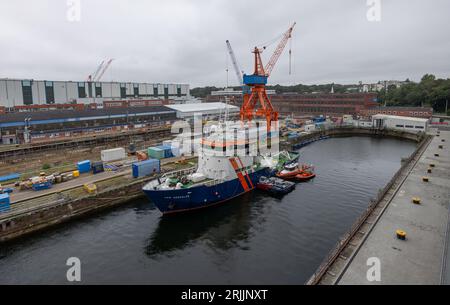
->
145, 192, 271, 257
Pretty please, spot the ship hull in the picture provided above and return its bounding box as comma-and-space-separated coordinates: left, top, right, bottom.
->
143, 168, 271, 215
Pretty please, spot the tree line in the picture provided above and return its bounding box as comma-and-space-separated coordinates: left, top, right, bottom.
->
378, 74, 450, 114
190, 74, 450, 114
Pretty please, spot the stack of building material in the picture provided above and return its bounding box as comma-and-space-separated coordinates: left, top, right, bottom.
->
136, 151, 148, 161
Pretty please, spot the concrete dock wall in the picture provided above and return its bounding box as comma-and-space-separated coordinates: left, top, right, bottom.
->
306, 130, 445, 285
283, 127, 425, 150
0, 177, 149, 243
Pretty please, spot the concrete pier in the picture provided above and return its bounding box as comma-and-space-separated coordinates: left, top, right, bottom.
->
312, 130, 450, 285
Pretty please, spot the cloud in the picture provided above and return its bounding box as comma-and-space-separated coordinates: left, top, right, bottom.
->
0, 0, 449, 87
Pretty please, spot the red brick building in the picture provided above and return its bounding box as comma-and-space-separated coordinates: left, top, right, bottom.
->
206, 92, 379, 117
359, 106, 433, 119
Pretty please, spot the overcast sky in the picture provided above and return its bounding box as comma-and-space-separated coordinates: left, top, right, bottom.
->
1, 0, 449, 88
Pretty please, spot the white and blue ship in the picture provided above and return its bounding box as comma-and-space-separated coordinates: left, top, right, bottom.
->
143, 123, 291, 215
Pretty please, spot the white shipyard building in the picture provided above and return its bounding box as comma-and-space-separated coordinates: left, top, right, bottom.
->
0, 79, 190, 108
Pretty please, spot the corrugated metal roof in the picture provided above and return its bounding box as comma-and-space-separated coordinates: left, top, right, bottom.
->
166, 102, 239, 113
372, 114, 429, 122
0, 106, 175, 124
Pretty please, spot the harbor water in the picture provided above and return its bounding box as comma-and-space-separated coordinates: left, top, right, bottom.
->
0, 137, 417, 284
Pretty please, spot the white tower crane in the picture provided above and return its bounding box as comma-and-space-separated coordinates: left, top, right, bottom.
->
226, 40, 243, 86
96, 59, 114, 82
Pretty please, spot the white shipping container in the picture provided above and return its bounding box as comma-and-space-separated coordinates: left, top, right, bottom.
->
101, 148, 126, 162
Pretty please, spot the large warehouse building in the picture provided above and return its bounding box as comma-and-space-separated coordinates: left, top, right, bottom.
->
0, 79, 190, 108
372, 114, 429, 133
206, 92, 379, 117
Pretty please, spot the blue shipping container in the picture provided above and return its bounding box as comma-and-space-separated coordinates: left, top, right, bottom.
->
0, 193, 10, 204
156, 145, 174, 158
132, 159, 160, 178
77, 160, 91, 173
0, 173, 20, 183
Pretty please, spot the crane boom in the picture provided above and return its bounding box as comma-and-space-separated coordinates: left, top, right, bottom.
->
264, 22, 296, 76
226, 40, 243, 85
87, 60, 105, 82
96, 59, 114, 82
92, 60, 105, 81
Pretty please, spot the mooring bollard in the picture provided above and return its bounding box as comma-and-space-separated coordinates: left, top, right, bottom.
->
396, 230, 407, 241
412, 197, 421, 205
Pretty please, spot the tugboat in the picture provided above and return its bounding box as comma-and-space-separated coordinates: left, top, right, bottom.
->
276, 163, 304, 180
295, 171, 316, 182
256, 176, 296, 196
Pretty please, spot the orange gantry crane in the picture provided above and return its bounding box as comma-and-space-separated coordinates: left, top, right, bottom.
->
240, 23, 296, 133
